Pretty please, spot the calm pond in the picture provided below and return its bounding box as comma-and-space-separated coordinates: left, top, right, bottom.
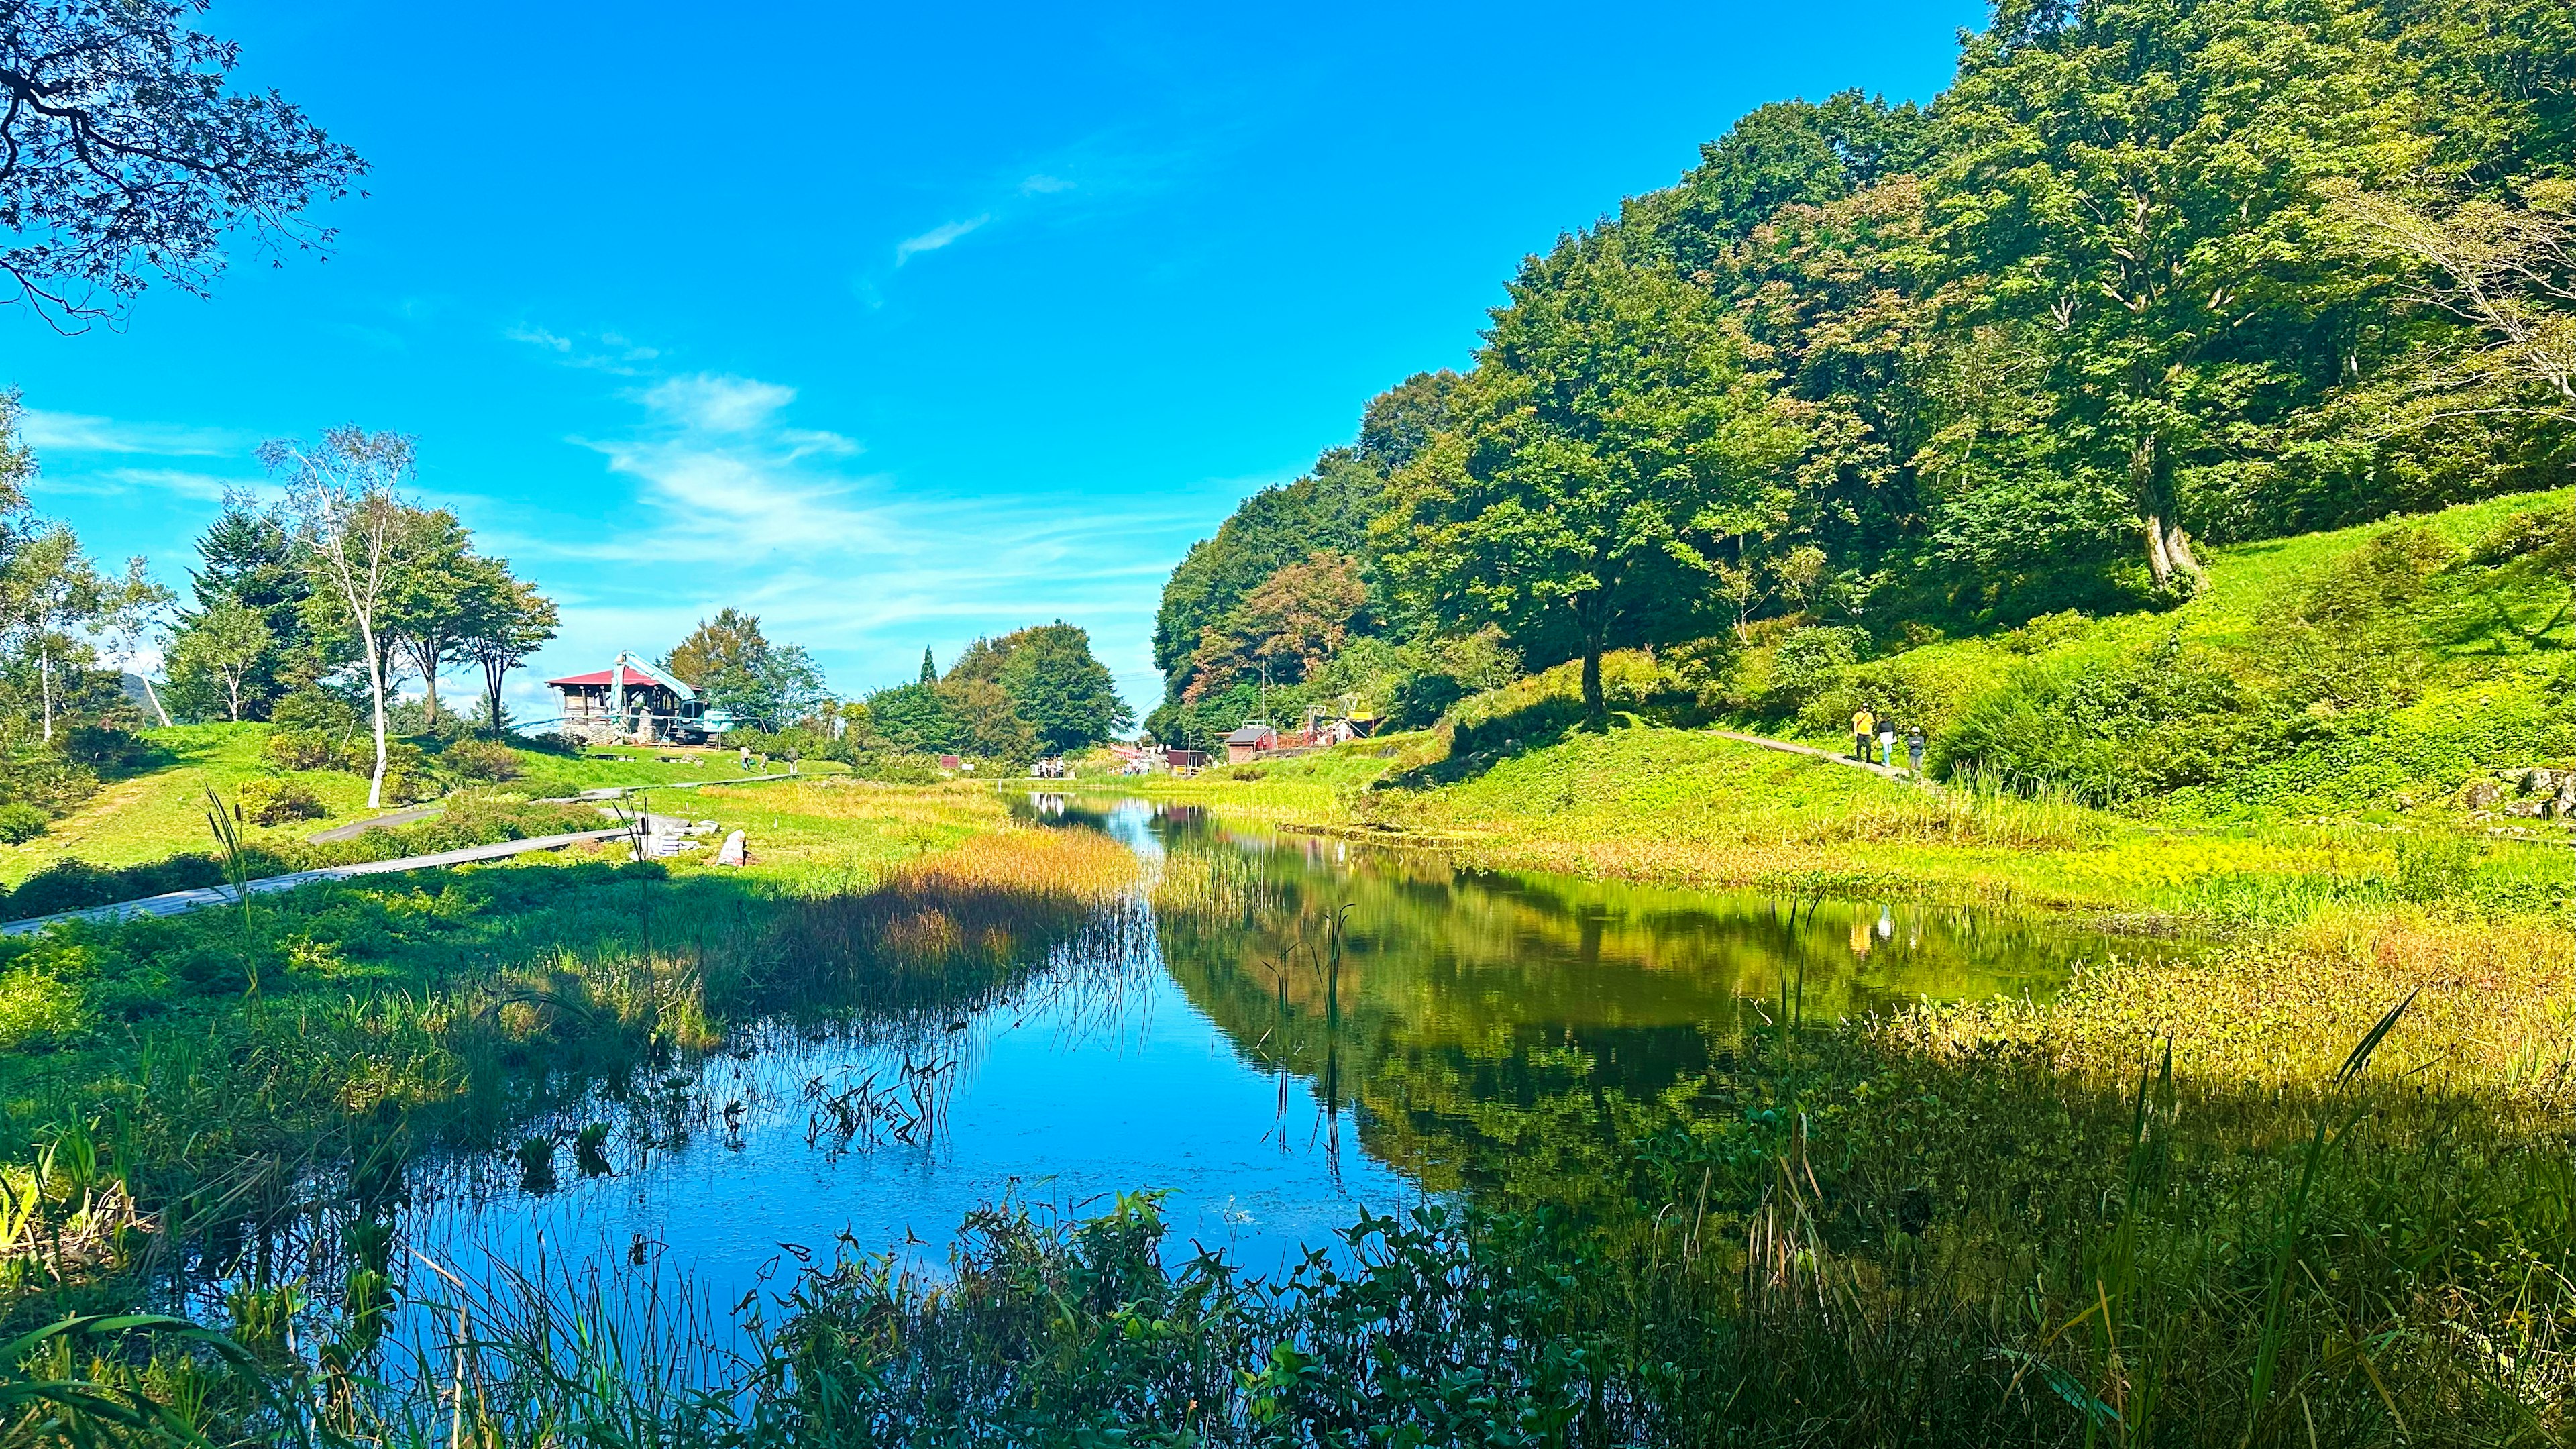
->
205, 796, 2112, 1335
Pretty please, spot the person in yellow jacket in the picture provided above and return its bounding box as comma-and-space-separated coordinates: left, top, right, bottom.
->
1851, 706, 1876, 763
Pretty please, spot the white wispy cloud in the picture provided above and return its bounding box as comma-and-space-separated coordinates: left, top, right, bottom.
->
504, 323, 663, 375
500, 370, 1211, 705
893, 214, 991, 264
639, 374, 798, 434
19, 409, 239, 456
34, 467, 240, 503
1018, 174, 1075, 195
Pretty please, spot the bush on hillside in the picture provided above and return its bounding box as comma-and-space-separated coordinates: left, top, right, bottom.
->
270, 689, 359, 739
441, 737, 523, 782
0, 749, 101, 818
1796, 650, 1992, 742
380, 741, 437, 804
0, 802, 47, 844
1934, 643, 2264, 804
58, 723, 162, 771
2469, 502, 2576, 568
1762, 626, 1870, 714
266, 730, 340, 771
240, 777, 327, 826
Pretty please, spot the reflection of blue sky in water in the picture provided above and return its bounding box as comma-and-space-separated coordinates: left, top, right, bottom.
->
378, 797, 1407, 1351
208, 794, 2106, 1372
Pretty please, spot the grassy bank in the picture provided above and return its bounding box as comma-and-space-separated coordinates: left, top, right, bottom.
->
0, 725, 835, 890
97, 831, 2567, 1447
0, 780, 1135, 1328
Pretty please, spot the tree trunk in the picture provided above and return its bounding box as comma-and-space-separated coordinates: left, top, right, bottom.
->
38, 647, 51, 743
2143, 513, 2176, 590
358, 616, 389, 809
227, 676, 241, 722
2165, 523, 2208, 590
1578, 598, 1607, 726
420, 644, 439, 721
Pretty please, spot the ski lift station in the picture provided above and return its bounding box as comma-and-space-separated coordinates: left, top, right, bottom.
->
547, 652, 734, 744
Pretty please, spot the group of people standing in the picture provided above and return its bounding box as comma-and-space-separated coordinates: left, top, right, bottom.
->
1850, 706, 1927, 775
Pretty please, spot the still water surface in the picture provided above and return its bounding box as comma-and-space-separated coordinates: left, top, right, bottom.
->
313, 797, 2108, 1330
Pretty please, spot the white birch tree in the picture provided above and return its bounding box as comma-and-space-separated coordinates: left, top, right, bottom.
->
263, 428, 414, 808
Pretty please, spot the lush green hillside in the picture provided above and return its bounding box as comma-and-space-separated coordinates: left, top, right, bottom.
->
1113, 489, 2576, 926
0, 727, 818, 890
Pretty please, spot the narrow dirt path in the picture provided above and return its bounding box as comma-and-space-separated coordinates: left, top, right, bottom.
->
1707, 729, 1933, 787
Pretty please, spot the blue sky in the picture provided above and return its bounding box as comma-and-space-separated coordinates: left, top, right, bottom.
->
1, 0, 1979, 721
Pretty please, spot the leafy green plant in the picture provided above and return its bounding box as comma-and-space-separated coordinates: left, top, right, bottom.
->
0, 801, 47, 845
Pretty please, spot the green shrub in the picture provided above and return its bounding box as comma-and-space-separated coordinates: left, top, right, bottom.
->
1933, 643, 2266, 804
240, 777, 328, 826
0, 965, 85, 1049
0, 801, 48, 844
440, 737, 523, 782
1764, 625, 1869, 714
0, 749, 102, 815
270, 688, 358, 738
58, 722, 161, 769
380, 741, 437, 804
266, 729, 340, 771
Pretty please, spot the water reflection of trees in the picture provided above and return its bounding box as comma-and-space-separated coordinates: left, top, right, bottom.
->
1141, 810, 2086, 1203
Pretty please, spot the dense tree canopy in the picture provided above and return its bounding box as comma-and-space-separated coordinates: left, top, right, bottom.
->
1147, 0, 2576, 732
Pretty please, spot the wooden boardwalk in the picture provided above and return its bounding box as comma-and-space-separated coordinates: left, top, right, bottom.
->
1, 769, 814, 938
0, 827, 631, 937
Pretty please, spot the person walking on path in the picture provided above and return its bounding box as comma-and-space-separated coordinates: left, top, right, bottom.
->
1877, 718, 1898, 769
1906, 722, 1927, 776
1851, 706, 1876, 764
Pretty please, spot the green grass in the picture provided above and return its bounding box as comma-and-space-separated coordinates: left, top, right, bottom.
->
1736, 486, 2576, 824
0, 730, 851, 890
0, 726, 374, 887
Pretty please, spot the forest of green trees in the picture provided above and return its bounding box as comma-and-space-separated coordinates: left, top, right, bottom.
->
1150, 0, 2575, 746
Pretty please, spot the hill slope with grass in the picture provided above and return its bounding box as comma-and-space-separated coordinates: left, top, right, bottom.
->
0, 725, 814, 898
1117, 488, 2576, 928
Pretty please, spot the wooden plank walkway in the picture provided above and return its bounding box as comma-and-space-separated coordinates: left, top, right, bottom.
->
1, 769, 807, 939
0, 828, 629, 937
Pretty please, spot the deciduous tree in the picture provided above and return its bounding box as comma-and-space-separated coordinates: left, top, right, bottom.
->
1377, 230, 1804, 721
0, 0, 366, 325
266, 427, 413, 809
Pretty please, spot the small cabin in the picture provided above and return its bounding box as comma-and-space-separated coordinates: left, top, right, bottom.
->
547, 661, 709, 744
1224, 722, 1278, 764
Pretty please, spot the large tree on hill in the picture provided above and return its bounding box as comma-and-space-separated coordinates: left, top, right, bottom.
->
0, 0, 366, 325
665, 608, 830, 730
1377, 230, 1806, 722
1, 522, 164, 740
1631, 91, 1935, 278
376, 507, 476, 722
1151, 449, 1383, 699
267, 427, 413, 809
461, 565, 557, 740
992, 622, 1132, 754
166, 489, 313, 720
1929, 0, 2420, 595
164, 599, 267, 721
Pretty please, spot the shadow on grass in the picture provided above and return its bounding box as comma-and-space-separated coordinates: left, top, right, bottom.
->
1377, 698, 1634, 791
